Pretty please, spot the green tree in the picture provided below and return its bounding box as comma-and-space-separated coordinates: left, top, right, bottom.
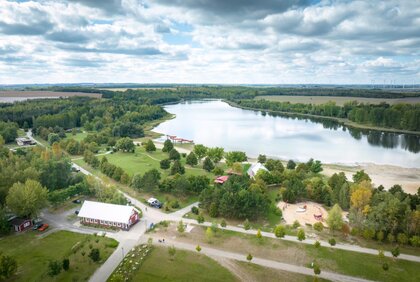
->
162, 139, 174, 152
225, 151, 247, 166
313, 222, 324, 232
115, 137, 135, 152
62, 258, 70, 271
326, 204, 343, 233
48, 133, 60, 145
313, 264, 321, 275
169, 148, 181, 160
168, 246, 176, 260
196, 245, 202, 252
48, 260, 61, 276
287, 160, 296, 169
177, 220, 185, 233
274, 225, 286, 238
88, 248, 100, 262
145, 139, 156, 152
171, 160, 185, 175
391, 246, 400, 258
203, 157, 215, 172
314, 241, 321, 248
221, 219, 227, 228
207, 147, 224, 163
193, 144, 207, 160
297, 228, 306, 241
160, 159, 171, 169
186, 152, 198, 166
197, 214, 204, 223
246, 253, 253, 262
256, 229, 262, 239
257, 154, 267, 163
6, 180, 48, 218
0, 254, 17, 279
206, 227, 214, 243
352, 170, 371, 183
243, 219, 251, 230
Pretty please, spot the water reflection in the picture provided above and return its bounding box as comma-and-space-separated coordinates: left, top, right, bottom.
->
153, 100, 420, 167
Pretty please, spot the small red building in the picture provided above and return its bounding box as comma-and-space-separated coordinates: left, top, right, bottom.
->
10, 218, 33, 232
214, 175, 229, 184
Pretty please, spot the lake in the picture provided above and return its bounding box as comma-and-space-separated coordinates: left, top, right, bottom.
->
153, 100, 420, 168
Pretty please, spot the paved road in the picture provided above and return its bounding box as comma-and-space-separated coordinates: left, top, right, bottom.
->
146, 236, 373, 282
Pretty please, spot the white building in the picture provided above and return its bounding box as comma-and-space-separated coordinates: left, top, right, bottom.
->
247, 163, 268, 178
78, 200, 140, 230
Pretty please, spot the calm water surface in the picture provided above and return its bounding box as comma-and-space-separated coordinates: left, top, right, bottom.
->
153, 100, 420, 168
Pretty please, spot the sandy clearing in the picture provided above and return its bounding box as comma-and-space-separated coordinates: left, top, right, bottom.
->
278, 201, 329, 226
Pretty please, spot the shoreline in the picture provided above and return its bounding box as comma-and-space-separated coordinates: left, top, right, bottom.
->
224, 99, 420, 136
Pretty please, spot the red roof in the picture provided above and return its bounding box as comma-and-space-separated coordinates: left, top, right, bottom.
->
214, 175, 229, 184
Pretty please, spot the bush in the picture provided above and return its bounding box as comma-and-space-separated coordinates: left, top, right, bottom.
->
191, 206, 199, 215
274, 225, 286, 238
256, 229, 262, 239
197, 215, 205, 223
397, 233, 408, 245
313, 264, 321, 275
391, 246, 400, 258
328, 238, 336, 246
48, 260, 62, 276
410, 235, 420, 247
382, 262, 389, 271
160, 159, 171, 169
88, 248, 100, 262
243, 219, 251, 230
297, 228, 305, 241
292, 220, 300, 229
246, 253, 253, 262
105, 241, 119, 248
62, 258, 70, 271
177, 220, 185, 233
212, 166, 224, 176
196, 245, 201, 252
313, 222, 324, 232
314, 241, 321, 248
171, 200, 180, 209
220, 219, 227, 228
387, 233, 396, 243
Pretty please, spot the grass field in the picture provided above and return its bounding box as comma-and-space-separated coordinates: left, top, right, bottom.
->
104, 145, 223, 178
256, 95, 420, 106
65, 131, 88, 142
153, 225, 420, 282
132, 246, 237, 282
0, 230, 118, 281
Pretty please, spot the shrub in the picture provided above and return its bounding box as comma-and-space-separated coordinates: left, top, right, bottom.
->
256, 229, 262, 239
212, 166, 224, 175
62, 258, 70, 271
314, 241, 321, 248
313, 222, 324, 232
382, 262, 389, 271
297, 228, 305, 241
168, 246, 176, 260
88, 248, 100, 262
292, 220, 300, 229
313, 264, 321, 275
171, 200, 180, 209
243, 219, 251, 230
196, 245, 201, 252
387, 233, 396, 243
274, 225, 286, 238
48, 260, 62, 276
246, 253, 253, 262
397, 233, 408, 245
220, 219, 227, 228
191, 206, 199, 215
177, 220, 185, 233
391, 246, 400, 258
328, 238, 336, 246
160, 159, 171, 170
410, 236, 420, 247
197, 215, 205, 223
376, 231, 384, 242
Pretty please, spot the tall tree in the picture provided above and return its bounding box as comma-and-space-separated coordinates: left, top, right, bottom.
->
193, 144, 207, 160
162, 139, 174, 152
6, 180, 48, 218
327, 204, 344, 232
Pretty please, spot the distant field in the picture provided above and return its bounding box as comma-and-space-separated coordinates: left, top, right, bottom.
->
0, 90, 102, 98
256, 95, 420, 105
98, 87, 175, 91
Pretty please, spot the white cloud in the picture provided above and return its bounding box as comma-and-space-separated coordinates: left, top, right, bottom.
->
0, 0, 418, 84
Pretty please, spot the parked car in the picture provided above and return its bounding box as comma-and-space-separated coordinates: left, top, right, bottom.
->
38, 224, 49, 232
33, 222, 43, 230
147, 198, 162, 209
72, 199, 81, 204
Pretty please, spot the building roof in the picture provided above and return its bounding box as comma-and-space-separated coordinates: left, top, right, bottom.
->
78, 201, 138, 225
247, 163, 268, 177
214, 175, 229, 184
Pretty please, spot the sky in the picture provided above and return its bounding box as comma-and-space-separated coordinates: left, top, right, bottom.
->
0, 0, 419, 85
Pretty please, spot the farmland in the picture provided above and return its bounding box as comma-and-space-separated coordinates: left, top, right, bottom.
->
256, 95, 420, 106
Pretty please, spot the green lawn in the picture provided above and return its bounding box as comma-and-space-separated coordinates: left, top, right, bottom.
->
0, 230, 118, 282
104, 145, 222, 178
132, 246, 237, 282
65, 131, 88, 142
